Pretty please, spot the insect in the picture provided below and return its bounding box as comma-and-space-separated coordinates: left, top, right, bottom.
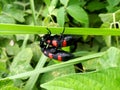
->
40, 27, 76, 61
40, 28, 84, 72
40, 42, 74, 61
41, 28, 78, 51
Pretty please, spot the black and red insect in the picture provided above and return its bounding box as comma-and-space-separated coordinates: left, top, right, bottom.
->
41, 28, 78, 50
40, 44, 74, 61
40, 28, 77, 61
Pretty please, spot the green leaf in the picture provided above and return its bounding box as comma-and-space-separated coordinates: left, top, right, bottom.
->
6, 44, 20, 56
3, 5, 25, 22
79, 0, 87, 7
83, 47, 120, 70
0, 2, 3, 12
107, 0, 120, 7
0, 79, 20, 90
15, 34, 34, 42
0, 48, 8, 77
115, 10, 120, 21
48, 0, 58, 14
99, 13, 113, 23
0, 36, 12, 47
40, 60, 75, 84
28, 43, 42, 62
60, 0, 69, 6
89, 14, 102, 27
57, 7, 65, 27
10, 48, 33, 75
68, 0, 79, 5
103, 36, 111, 47
41, 67, 120, 90
98, 47, 120, 69
99, 9, 120, 27
106, 0, 120, 12
44, 0, 51, 6
86, 0, 106, 12
0, 15, 16, 24
66, 4, 88, 27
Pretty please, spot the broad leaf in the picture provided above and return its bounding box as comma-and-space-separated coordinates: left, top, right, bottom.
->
66, 4, 88, 27
68, 0, 79, 6
0, 15, 16, 24
83, 47, 120, 70
57, 7, 65, 27
98, 47, 120, 69
86, 0, 106, 12
99, 13, 113, 24
3, 5, 25, 22
10, 48, 33, 75
99, 9, 120, 25
41, 67, 120, 90
6, 44, 20, 56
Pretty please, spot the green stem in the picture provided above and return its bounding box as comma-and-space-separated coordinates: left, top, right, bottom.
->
23, 54, 48, 90
2, 52, 105, 80
21, 34, 29, 50
112, 13, 119, 47
1, 24, 120, 35
29, 0, 37, 25
24, 1, 47, 90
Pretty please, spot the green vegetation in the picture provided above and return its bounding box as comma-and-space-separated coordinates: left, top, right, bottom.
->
0, 0, 120, 90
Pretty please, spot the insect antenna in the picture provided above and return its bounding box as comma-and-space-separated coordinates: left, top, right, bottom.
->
46, 28, 51, 35
60, 27, 65, 39
61, 27, 65, 34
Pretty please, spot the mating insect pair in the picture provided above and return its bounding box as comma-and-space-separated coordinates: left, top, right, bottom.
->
40, 28, 78, 61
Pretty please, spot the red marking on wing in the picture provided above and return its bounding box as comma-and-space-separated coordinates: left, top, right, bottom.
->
52, 40, 58, 47
62, 40, 67, 47
58, 55, 62, 61
47, 40, 51, 44
48, 53, 53, 59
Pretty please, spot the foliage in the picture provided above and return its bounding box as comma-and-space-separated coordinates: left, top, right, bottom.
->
41, 67, 120, 90
0, 0, 120, 90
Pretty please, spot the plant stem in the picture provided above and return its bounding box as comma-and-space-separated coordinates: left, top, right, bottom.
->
24, 54, 48, 90
21, 34, 29, 50
3, 52, 105, 80
29, 0, 37, 25
112, 13, 119, 47
24, 1, 47, 90
1, 24, 120, 35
